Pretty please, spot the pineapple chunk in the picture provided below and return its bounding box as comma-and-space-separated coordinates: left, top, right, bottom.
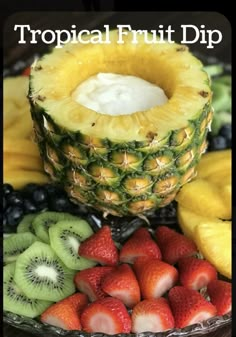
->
4, 170, 49, 189
222, 184, 232, 216
177, 205, 221, 240
4, 138, 40, 157
196, 149, 231, 178
176, 179, 231, 219
207, 169, 231, 186
195, 220, 231, 279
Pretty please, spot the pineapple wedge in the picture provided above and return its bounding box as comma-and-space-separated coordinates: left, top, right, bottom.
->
195, 220, 231, 279
176, 179, 231, 220
177, 205, 221, 240
207, 169, 231, 186
4, 138, 40, 157
222, 185, 232, 216
196, 149, 231, 178
4, 170, 49, 189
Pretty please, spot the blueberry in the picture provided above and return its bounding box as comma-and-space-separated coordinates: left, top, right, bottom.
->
45, 183, 64, 196
49, 195, 71, 212
219, 124, 231, 141
3, 196, 6, 210
23, 199, 38, 213
3, 183, 13, 196
5, 206, 24, 227
32, 187, 48, 204
22, 183, 39, 196
209, 135, 227, 151
7, 191, 23, 206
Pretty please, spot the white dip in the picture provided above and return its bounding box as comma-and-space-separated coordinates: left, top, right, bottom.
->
72, 73, 168, 115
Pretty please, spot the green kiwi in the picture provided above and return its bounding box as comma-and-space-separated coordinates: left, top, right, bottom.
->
17, 214, 38, 234
4, 232, 39, 264
14, 241, 76, 302
32, 211, 77, 243
212, 82, 231, 113
49, 219, 96, 270
4, 262, 52, 318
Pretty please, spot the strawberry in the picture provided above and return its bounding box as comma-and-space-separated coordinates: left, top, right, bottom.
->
60, 292, 88, 313
178, 256, 217, 290
168, 286, 217, 328
131, 227, 152, 239
131, 298, 175, 333
41, 302, 82, 330
119, 233, 162, 264
22, 66, 31, 76
74, 266, 114, 302
101, 263, 141, 308
155, 226, 197, 265
79, 226, 118, 266
207, 280, 232, 315
81, 297, 131, 334
133, 257, 178, 299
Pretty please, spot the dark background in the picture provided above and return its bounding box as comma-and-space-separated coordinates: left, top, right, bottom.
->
3, 11, 231, 337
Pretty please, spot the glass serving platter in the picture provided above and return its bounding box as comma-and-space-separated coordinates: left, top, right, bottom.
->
3, 53, 232, 337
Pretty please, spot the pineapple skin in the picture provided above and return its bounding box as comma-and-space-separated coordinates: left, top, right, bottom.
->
28, 33, 212, 217
29, 105, 211, 216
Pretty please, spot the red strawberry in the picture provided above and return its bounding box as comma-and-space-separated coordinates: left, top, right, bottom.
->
22, 66, 31, 76
60, 292, 88, 313
119, 233, 162, 264
178, 256, 217, 290
74, 266, 114, 302
131, 227, 152, 239
133, 257, 178, 299
168, 286, 217, 328
207, 280, 232, 315
101, 263, 140, 308
155, 226, 197, 264
79, 226, 118, 266
131, 298, 175, 333
81, 297, 131, 334
41, 302, 81, 330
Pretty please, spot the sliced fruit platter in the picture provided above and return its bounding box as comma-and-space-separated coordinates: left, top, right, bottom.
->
3, 31, 231, 337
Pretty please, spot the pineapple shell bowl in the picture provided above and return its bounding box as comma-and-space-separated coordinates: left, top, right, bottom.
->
29, 30, 213, 217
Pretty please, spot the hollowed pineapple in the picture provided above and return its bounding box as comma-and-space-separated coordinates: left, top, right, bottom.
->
29, 31, 212, 216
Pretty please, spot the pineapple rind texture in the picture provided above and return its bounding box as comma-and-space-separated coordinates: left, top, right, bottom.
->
29, 32, 212, 216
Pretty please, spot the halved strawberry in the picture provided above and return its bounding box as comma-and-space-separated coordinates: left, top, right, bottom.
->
79, 226, 118, 266
207, 280, 232, 315
155, 226, 197, 265
178, 256, 217, 290
119, 233, 162, 264
81, 297, 131, 334
74, 266, 114, 302
133, 257, 178, 299
41, 302, 82, 330
168, 286, 217, 328
131, 298, 175, 333
131, 227, 152, 239
60, 292, 88, 313
101, 263, 140, 308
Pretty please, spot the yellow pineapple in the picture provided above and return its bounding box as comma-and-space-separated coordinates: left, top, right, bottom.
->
177, 205, 221, 240
175, 179, 231, 219
195, 220, 231, 279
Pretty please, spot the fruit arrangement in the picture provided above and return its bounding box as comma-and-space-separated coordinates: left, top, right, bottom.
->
3, 33, 231, 336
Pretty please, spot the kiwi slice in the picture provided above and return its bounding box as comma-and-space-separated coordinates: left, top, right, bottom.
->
32, 211, 77, 243
4, 232, 39, 264
49, 219, 96, 270
17, 214, 38, 234
4, 263, 52, 318
14, 241, 76, 302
